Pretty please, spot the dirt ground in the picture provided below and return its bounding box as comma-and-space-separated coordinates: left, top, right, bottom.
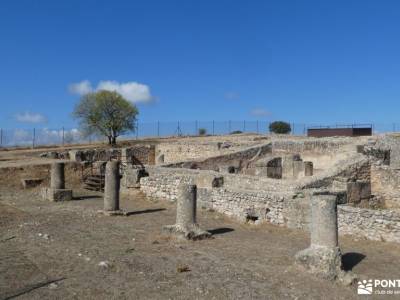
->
1, 183, 400, 300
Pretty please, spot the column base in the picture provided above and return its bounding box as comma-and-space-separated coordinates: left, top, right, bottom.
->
41, 188, 73, 202
295, 246, 342, 280
162, 224, 212, 240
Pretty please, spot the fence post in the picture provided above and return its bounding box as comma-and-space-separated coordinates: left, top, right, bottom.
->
292, 123, 295, 135
62, 127, 65, 146
243, 120, 246, 132
212, 120, 215, 135
157, 121, 160, 137
32, 128, 36, 148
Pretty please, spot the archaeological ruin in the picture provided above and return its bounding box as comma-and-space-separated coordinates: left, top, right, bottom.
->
2, 132, 400, 297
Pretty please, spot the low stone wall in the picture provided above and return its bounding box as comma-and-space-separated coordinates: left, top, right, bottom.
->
298, 154, 371, 190
155, 136, 263, 164
164, 143, 273, 172
271, 137, 358, 154
139, 166, 400, 244
338, 206, 400, 243
140, 173, 290, 225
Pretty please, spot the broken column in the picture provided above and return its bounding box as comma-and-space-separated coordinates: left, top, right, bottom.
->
293, 160, 305, 179
295, 194, 343, 280
162, 183, 211, 240
304, 161, 314, 176
41, 162, 73, 201
103, 161, 123, 215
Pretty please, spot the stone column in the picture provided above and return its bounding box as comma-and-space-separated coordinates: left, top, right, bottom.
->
163, 183, 211, 240
104, 161, 120, 212
176, 184, 197, 226
295, 194, 344, 280
42, 162, 72, 201
311, 195, 338, 248
304, 161, 314, 176
51, 162, 65, 189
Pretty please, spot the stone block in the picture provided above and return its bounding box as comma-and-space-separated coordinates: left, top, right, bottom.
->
41, 188, 73, 202
122, 167, 148, 188
21, 178, 43, 189
69, 150, 83, 162
266, 166, 282, 178
346, 181, 371, 204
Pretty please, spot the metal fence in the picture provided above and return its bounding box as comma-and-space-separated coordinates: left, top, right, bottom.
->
1, 121, 400, 148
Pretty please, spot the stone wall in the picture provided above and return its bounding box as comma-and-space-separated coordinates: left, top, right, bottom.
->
68, 146, 156, 165
371, 165, 400, 208
138, 165, 400, 244
164, 143, 273, 173
298, 154, 371, 190
338, 206, 400, 243
271, 138, 362, 170
155, 138, 262, 164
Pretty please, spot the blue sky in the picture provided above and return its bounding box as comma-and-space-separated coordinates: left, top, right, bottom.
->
1, 0, 400, 129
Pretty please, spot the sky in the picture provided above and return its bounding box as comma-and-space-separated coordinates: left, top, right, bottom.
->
1, 0, 400, 130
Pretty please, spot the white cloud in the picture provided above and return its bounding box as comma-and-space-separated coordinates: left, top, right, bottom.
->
69, 80, 154, 103
68, 80, 93, 95
250, 108, 271, 117
15, 112, 47, 123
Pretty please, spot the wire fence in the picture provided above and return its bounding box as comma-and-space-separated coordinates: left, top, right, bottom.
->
0, 121, 399, 148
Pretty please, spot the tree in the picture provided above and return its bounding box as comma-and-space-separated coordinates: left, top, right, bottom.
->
269, 121, 291, 134
73, 90, 138, 145
198, 128, 207, 136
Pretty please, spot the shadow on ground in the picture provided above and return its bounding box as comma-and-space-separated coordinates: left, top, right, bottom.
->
342, 252, 366, 271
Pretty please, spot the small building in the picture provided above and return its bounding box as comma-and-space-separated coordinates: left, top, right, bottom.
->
307, 124, 372, 137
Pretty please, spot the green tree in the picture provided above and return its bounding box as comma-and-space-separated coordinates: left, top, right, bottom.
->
73, 90, 138, 145
198, 128, 207, 136
269, 121, 291, 134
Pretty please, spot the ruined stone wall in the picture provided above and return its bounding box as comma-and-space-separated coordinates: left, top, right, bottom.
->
155, 135, 264, 164
338, 206, 400, 243
371, 165, 400, 208
140, 172, 290, 225
155, 143, 228, 164
271, 137, 365, 170
139, 165, 400, 243
0, 161, 85, 189
164, 143, 273, 173
298, 154, 371, 190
